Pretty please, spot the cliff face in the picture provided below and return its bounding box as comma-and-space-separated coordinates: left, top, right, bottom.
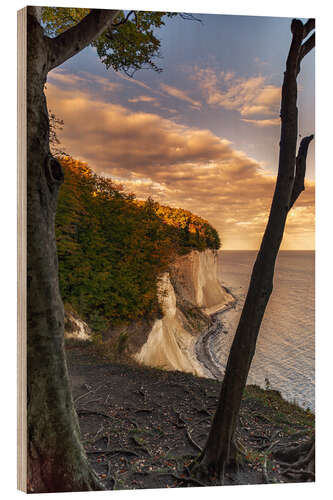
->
133, 273, 205, 376
64, 249, 233, 377
64, 309, 92, 341
133, 250, 233, 375
169, 250, 232, 315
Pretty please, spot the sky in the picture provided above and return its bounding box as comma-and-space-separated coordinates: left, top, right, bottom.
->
46, 11, 315, 250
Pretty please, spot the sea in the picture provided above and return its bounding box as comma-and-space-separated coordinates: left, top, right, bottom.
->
213, 250, 315, 411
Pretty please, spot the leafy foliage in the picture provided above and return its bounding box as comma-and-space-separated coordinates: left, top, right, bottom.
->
42, 7, 90, 36
48, 109, 67, 156
56, 157, 220, 330
42, 8, 178, 76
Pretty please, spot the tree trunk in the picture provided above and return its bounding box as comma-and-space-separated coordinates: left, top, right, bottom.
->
193, 19, 314, 480
26, 11, 103, 492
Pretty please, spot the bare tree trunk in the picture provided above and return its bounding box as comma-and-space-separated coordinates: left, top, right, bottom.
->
25, 8, 118, 492
193, 19, 315, 480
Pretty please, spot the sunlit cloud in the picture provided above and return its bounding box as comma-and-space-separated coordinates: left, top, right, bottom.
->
46, 79, 314, 250
48, 68, 120, 93
241, 118, 281, 127
160, 83, 201, 109
128, 96, 158, 103
193, 67, 281, 118
115, 72, 156, 92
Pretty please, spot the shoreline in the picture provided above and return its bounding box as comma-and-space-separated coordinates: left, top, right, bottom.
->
195, 286, 238, 380
198, 277, 315, 412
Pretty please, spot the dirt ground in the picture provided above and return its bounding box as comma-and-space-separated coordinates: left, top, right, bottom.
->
66, 342, 315, 491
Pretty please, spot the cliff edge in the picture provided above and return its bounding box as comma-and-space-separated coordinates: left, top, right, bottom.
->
133, 249, 233, 375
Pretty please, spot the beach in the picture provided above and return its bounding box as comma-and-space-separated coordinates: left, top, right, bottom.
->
195, 251, 315, 411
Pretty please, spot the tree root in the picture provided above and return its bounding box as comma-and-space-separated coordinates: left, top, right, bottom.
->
263, 455, 269, 484
106, 461, 115, 488
130, 435, 151, 456
157, 471, 207, 487
261, 437, 281, 484
283, 468, 315, 481
74, 383, 107, 404
134, 408, 153, 414
273, 435, 314, 463
77, 409, 113, 420
274, 435, 315, 481
185, 427, 202, 453
192, 406, 211, 416
87, 448, 140, 457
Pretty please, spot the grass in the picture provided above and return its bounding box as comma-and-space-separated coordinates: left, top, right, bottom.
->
242, 384, 314, 433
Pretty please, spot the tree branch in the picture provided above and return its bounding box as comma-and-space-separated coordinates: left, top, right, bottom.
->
296, 22, 315, 75
179, 13, 202, 23
303, 18, 315, 38
47, 9, 120, 71
300, 32, 315, 61
111, 10, 134, 28
286, 19, 304, 76
105, 11, 135, 41
289, 135, 314, 210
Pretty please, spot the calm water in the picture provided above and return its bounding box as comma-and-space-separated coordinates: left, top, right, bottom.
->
214, 250, 315, 411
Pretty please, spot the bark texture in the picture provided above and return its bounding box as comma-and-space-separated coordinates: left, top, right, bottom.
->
26, 8, 118, 492
193, 19, 315, 480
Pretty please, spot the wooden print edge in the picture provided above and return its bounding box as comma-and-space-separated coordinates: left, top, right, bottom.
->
17, 6, 27, 493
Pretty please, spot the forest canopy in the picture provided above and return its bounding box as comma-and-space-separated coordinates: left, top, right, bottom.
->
55, 157, 220, 331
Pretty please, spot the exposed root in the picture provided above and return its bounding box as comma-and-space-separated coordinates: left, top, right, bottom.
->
262, 455, 269, 484
74, 383, 107, 404
274, 435, 315, 481
134, 408, 153, 414
185, 427, 202, 453
273, 435, 313, 463
130, 435, 151, 456
261, 437, 280, 484
106, 461, 115, 488
86, 448, 140, 457
157, 471, 207, 487
77, 410, 113, 420
283, 469, 315, 481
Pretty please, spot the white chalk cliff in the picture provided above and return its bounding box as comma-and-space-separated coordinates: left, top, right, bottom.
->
133, 250, 233, 375
64, 310, 92, 341
170, 249, 232, 315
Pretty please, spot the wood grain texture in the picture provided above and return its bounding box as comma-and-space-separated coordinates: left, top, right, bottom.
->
17, 6, 27, 493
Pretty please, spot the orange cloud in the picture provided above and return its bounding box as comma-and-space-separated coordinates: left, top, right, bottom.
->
46, 79, 314, 250
241, 118, 281, 127
48, 69, 120, 93
128, 96, 158, 103
194, 67, 281, 118
160, 83, 201, 109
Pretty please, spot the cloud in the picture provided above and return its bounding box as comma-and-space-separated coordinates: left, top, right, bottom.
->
89, 74, 121, 92
48, 69, 120, 93
194, 67, 281, 118
160, 83, 201, 109
241, 118, 281, 127
46, 80, 314, 250
115, 72, 155, 92
128, 96, 158, 103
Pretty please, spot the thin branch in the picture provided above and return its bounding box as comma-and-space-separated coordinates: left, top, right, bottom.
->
300, 32, 315, 61
179, 13, 202, 23
289, 135, 314, 211
303, 18, 315, 38
47, 9, 120, 71
111, 10, 134, 28
297, 31, 315, 75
